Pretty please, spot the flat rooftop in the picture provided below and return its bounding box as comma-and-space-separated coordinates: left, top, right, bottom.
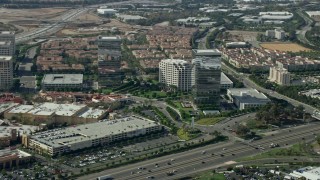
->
0, 103, 19, 114
27, 102, 86, 116
0, 31, 14, 35
42, 74, 83, 85
192, 56, 221, 69
8, 105, 34, 114
193, 49, 221, 56
221, 72, 233, 84
78, 108, 106, 119
98, 36, 121, 41
0, 124, 38, 137
0, 149, 31, 159
0, 56, 12, 61
228, 88, 270, 104
0, 41, 11, 45
31, 115, 160, 148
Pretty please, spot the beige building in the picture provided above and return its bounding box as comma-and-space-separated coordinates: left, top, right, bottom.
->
23, 115, 162, 156
159, 59, 192, 92
0, 56, 13, 90
0, 149, 32, 169
269, 66, 290, 85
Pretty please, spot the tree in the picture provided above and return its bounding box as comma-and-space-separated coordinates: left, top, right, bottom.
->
235, 124, 250, 137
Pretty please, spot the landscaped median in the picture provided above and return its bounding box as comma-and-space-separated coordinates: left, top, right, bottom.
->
196, 117, 226, 125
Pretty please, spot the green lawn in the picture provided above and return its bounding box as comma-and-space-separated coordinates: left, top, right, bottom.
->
177, 128, 191, 140
237, 144, 309, 161
197, 172, 226, 180
196, 117, 226, 125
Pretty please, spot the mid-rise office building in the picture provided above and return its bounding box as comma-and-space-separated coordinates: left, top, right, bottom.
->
0, 41, 14, 56
0, 56, 13, 90
97, 36, 122, 51
41, 74, 83, 90
159, 59, 192, 92
265, 29, 285, 40
268, 66, 290, 85
0, 31, 15, 53
192, 55, 221, 105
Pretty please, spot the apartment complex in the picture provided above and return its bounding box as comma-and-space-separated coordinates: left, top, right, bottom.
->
23, 115, 161, 156
4, 102, 107, 125
269, 67, 291, 85
0, 56, 13, 90
192, 55, 221, 105
42, 74, 83, 90
227, 88, 271, 110
159, 59, 192, 91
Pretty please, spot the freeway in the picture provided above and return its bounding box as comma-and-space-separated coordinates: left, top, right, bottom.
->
296, 9, 315, 47
222, 62, 318, 114
16, 8, 88, 44
77, 122, 320, 180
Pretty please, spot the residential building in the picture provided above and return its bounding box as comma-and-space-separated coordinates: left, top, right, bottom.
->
23, 115, 162, 156
0, 31, 15, 53
268, 67, 290, 85
0, 149, 32, 169
0, 56, 13, 90
41, 74, 83, 90
192, 55, 221, 105
0, 41, 14, 56
227, 88, 271, 110
159, 59, 192, 91
220, 72, 233, 89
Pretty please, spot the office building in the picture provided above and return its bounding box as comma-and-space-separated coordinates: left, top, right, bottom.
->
159, 59, 192, 92
265, 29, 285, 40
192, 55, 221, 105
23, 115, 162, 156
192, 49, 222, 58
0, 56, 13, 90
0, 41, 14, 56
0, 31, 15, 53
97, 36, 122, 51
41, 74, 83, 90
227, 88, 271, 110
220, 72, 233, 89
268, 66, 290, 85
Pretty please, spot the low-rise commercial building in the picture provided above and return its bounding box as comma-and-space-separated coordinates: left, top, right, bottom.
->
24, 115, 162, 156
42, 74, 83, 90
226, 42, 249, 48
227, 88, 270, 110
0, 149, 32, 169
4, 102, 107, 125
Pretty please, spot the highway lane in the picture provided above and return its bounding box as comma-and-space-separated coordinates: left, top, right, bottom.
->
77, 122, 320, 180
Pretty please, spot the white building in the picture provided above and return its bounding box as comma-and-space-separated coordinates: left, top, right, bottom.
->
97, 8, 117, 15
226, 42, 249, 48
25, 115, 162, 156
265, 29, 285, 40
41, 74, 83, 90
0, 56, 13, 90
268, 67, 290, 85
159, 59, 192, 92
227, 88, 271, 110
259, 11, 293, 20
0, 41, 14, 56
289, 166, 320, 180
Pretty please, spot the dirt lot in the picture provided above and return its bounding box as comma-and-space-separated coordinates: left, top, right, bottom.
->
0, 8, 67, 23
227, 30, 260, 42
260, 42, 310, 52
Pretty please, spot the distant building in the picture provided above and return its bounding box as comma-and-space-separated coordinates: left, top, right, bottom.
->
0, 31, 15, 53
192, 55, 221, 105
97, 36, 122, 51
265, 29, 285, 40
159, 59, 192, 92
220, 72, 233, 89
259, 11, 293, 20
192, 49, 222, 58
116, 14, 147, 23
0, 56, 13, 90
23, 115, 162, 156
225, 42, 249, 48
41, 74, 83, 90
289, 166, 320, 180
97, 8, 117, 15
268, 67, 290, 85
227, 88, 271, 110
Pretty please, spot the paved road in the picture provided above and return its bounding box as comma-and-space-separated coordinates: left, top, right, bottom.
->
222, 62, 318, 114
77, 122, 320, 180
296, 9, 315, 47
